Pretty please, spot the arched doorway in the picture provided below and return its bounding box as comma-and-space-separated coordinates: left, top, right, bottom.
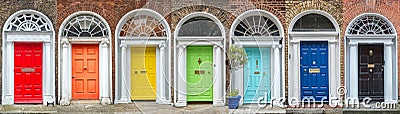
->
230, 9, 284, 104
174, 12, 226, 107
114, 9, 172, 104
2, 10, 56, 105
58, 11, 112, 105
345, 13, 398, 103
288, 10, 340, 102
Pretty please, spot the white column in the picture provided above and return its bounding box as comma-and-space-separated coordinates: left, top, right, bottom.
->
60, 39, 71, 106
328, 40, 337, 100
158, 43, 167, 104
213, 45, 224, 106
384, 42, 394, 103
273, 44, 281, 100
4, 41, 14, 104
100, 38, 111, 105
175, 44, 187, 107
348, 42, 358, 104
119, 41, 129, 103
289, 41, 300, 100
43, 42, 53, 105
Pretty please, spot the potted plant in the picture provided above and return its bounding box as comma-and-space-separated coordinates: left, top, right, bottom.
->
227, 45, 247, 109
228, 88, 241, 109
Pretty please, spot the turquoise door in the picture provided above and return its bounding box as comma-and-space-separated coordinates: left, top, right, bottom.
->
243, 48, 271, 104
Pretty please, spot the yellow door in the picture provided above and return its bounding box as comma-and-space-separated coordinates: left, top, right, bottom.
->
131, 47, 156, 100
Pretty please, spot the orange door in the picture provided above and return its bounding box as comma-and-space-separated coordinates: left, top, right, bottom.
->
72, 44, 99, 99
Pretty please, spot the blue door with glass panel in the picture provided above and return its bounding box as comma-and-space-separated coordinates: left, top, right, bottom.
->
300, 41, 329, 102
243, 48, 271, 104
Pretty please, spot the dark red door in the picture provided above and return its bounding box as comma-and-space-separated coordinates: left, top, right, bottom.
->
14, 42, 43, 103
358, 44, 384, 100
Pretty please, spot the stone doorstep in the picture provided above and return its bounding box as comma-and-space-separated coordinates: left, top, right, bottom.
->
70, 100, 101, 104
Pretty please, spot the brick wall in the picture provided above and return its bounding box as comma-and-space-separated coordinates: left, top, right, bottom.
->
343, 0, 400, 99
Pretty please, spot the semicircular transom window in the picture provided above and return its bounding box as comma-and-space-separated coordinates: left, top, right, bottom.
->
119, 15, 166, 37
178, 16, 222, 36
347, 15, 394, 35
293, 14, 335, 32
62, 15, 109, 37
234, 16, 280, 36
6, 13, 51, 32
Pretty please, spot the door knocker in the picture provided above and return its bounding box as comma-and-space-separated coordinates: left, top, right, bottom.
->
369, 50, 373, 56
198, 58, 202, 65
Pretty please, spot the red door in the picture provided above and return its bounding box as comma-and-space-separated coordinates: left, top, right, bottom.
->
72, 44, 99, 99
14, 42, 43, 103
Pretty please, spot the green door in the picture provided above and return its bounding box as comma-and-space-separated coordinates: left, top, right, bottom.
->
187, 46, 213, 101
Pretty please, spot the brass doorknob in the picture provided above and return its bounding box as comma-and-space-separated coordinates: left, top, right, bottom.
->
83, 66, 87, 70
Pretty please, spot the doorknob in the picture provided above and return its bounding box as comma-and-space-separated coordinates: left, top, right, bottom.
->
83, 66, 87, 70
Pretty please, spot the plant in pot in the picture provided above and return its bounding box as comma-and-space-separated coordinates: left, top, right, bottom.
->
227, 45, 247, 109
228, 88, 241, 109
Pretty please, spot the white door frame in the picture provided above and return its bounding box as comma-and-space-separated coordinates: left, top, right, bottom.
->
344, 13, 398, 103
2, 10, 56, 105
229, 9, 285, 105
58, 11, 112, 105
173, 12, 226, 107
114, 9, 172, 104
288, 10, 340, 104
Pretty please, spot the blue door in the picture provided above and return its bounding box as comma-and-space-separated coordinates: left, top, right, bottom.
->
300, 41, 329, 102
243, 48, 271, 104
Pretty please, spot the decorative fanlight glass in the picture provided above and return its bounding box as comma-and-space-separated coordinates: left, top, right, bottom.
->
62, 15, 109, 37
347, 15, 394, 35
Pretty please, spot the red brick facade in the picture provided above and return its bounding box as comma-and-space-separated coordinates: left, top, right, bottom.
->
6, 0, 400, 105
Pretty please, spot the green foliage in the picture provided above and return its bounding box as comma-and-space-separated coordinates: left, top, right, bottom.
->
229, 88, 239, 97
228, 45, 248, 69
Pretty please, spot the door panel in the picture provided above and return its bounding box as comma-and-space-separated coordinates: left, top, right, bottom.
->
187, 46, 213, 101
358, 44, 384, 100
243, 48, 271, 104
300, 41, 329, 101
131, 47, 157, 100
72, 44, 99, 99
14, 42, 43, 103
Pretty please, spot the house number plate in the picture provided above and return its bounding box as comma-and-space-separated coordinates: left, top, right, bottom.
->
309, 68, 320, 73
22, 68, 35, 73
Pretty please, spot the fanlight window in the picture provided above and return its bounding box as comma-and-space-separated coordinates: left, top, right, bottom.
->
234, 16, 280, 36
178, 16, 222, 36
119, 15, 166, 37
62, 15, 109, 37
347, 15, 394, 35
293, 14, 335, 32
6, 13, 51, 32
